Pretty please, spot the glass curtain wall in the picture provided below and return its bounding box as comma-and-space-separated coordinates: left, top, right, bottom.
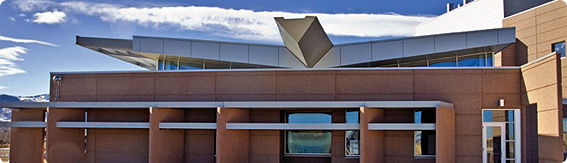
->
286, 112, 332, 155
157, 59, 201, 70
375, 52, 493, 68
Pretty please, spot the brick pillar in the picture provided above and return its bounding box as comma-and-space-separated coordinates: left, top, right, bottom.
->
149, 107, 185, 163
46, 108, 85, 162
435, 107, 455, 163
216, 107, 249, 163
359, 107, 384, 163
10, 109, 45, 163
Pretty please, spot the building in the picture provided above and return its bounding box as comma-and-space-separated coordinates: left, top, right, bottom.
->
1, 0, 567, 163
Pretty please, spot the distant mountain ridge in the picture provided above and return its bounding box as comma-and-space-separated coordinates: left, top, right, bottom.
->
0, 94, 49, 121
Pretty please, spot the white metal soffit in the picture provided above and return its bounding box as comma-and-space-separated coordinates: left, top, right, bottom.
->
0, 101, 454, 109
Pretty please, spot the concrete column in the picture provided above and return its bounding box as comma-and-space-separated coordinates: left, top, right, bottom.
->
149, 107, 185, 163
216, 107, 249, 163
359, 107, 384, 163
10, 109, 45, 163
331, 110, 346, 163
46, 108, 85, 162
435, 107, 455, 163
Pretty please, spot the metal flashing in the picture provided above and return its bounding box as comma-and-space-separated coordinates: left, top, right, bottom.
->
1, 101, 454, 109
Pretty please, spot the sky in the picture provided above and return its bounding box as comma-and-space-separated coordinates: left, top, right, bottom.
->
0, 0, 465, 96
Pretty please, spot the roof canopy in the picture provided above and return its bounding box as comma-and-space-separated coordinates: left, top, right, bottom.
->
76, 17, 516, 70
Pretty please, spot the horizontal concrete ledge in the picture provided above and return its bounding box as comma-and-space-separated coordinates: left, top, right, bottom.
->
0, 101, 453, 109
159, 122, 217, 129
368, 123, 435, 130
57, 122, 150, 128
0, 121, 46, 128
226, 123, 360, 130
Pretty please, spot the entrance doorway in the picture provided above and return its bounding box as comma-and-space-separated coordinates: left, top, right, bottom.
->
482, 109, 520, 163
483, 122, 505, 163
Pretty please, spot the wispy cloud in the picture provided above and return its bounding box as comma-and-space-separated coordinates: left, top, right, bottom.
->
14, 0, 432, 42
14, 0, 55, 12
32, 10, 66, 24
0, 35, 58, 47
0, 86, 7, 90
0, 46, 27, 77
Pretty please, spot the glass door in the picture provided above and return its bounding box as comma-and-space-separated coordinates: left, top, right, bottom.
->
483, 122, 505, 163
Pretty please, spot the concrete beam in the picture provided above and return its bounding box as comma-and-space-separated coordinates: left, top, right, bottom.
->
159, 122, 217, 129
56, 122, 150, 128
0, 121, 46, 128
367, 123, 435, 130
226, 123, 359, 130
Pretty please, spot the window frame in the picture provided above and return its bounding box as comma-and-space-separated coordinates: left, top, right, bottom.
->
413, 109, 436, 158
481, 109, 521, 162
344, 110, 360, 157
563, 118, 567, 152
284, 111, 333, 156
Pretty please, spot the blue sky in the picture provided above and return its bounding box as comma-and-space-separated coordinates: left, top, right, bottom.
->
0, 0, 464, 96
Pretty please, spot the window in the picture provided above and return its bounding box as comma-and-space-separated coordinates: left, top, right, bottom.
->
286, 112, 332, 155
553, 41, 566, 57
179, 61, 200, 70
429, 57, 456, 67
414, 109, 436, 156
345, 110, 360, 156
373, 52, 494, 68
563, 118, 567, 152
458, 54, 486, 67
164, 60, 178, 70
399, 60, 427, 67
486, 54, 493, 66
157, 59, 164, 70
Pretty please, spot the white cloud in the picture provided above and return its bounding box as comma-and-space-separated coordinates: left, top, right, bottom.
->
0, 46, 27, 77
0, 35, 57, 47
9, 17, 15, 22
14, 0, 55, 12
0, 86, 7, 90
32, 10, 66, 24
15, 1, 433, 42
18, 14, 26, 17
0, 0, 5, 6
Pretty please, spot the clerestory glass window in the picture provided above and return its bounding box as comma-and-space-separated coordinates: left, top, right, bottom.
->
164, 60, 178, 70
429, 57, 456, 67
157, 59, 164, 70
286, 112, 332, 154
458, 54, 486, 67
